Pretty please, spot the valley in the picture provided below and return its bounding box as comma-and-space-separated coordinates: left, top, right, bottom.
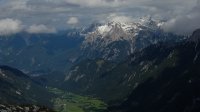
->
0, 65, 107, 112
49, 88, 107, 112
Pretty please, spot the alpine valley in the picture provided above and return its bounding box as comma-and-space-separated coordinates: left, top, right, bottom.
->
0, 17, 200, 112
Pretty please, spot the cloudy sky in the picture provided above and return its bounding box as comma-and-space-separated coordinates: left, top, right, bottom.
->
0, 0, 199, 35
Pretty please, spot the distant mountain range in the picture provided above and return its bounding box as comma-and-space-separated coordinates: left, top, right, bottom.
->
0, 18, 183, 74
0, 30, 83, 74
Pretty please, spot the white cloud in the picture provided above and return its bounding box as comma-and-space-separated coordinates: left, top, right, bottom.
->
161, 0, 200, 35
27, 24, 56, 34
107, 13, 134, 23
67, 17, 79, 25
162, 15, 200, 35
0, 18, 23, 35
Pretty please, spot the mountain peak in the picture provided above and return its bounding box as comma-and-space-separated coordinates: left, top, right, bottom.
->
81, 17, 175, 61
84, 17, 163, 41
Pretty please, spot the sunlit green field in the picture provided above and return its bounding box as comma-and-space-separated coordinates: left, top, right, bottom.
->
48, 88, 107, 112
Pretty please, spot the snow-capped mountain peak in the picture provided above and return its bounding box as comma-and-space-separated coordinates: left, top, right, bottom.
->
81, 17, 181, 61
84, 17, 163, 41
97, 24, 112, 36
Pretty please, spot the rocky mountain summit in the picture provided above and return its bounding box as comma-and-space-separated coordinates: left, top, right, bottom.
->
81, 17, 181, 61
